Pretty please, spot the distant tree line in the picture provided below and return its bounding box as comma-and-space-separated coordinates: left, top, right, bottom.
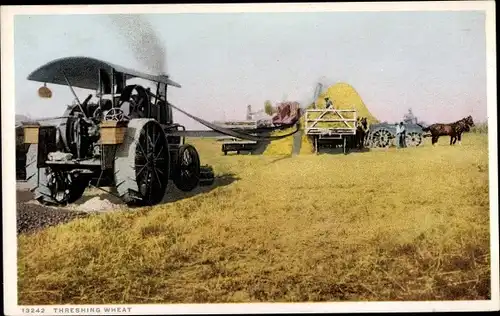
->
264, 100, 275, 116
470, 122, 488, 134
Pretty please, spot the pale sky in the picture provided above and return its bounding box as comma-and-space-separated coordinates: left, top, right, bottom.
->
14, 11, 487, 129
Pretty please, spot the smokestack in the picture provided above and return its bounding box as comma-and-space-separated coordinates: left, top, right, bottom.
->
246, 105, 252, 120
159, 81, 167, 99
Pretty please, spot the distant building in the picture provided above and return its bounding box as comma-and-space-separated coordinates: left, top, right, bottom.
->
246, 105, 252, 120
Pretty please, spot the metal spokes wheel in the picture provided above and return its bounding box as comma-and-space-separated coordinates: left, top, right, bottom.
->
371, 129, 392, 148
173, 144, 201, 192
134, 121, 169, 205
114, 119, 170, 206
406, 132, 423, 147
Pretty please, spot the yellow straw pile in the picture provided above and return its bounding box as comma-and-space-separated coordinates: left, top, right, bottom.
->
263, 82, 378, 156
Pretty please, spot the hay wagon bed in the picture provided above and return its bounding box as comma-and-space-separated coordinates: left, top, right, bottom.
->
305, 108, 358, 154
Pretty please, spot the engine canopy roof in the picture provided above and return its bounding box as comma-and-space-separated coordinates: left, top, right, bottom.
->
27, 56, 181, 91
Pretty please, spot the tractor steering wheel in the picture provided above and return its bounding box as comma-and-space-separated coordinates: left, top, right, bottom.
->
103, 108, 128, 121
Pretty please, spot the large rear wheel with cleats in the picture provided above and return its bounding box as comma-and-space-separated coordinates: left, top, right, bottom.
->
114, 119, 170, 206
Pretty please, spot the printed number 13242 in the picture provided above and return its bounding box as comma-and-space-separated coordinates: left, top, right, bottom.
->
21, 308, 46, 314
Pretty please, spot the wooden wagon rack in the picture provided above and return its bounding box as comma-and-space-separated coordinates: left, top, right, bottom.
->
305, 108, 358, 154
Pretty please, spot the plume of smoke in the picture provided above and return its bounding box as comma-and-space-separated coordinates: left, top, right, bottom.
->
317, 75, 336, 89
108, 15, 167, 75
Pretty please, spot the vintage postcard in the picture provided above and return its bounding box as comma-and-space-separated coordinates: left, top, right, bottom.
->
2, 2, 498, 315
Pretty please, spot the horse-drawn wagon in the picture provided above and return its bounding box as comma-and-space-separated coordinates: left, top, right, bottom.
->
364, 122, 425, 148
20, 56, 215, 206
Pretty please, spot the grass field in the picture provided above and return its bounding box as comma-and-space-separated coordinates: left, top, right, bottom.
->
17, 133, 491, 304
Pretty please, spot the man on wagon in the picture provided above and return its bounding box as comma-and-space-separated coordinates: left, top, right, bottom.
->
325, 97, 334, 109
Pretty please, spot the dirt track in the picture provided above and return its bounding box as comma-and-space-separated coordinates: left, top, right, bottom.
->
16, 182, 100, 235
16, 177, 214, 235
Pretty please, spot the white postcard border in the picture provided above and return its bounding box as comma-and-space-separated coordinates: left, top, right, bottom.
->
2, 2, 498, 315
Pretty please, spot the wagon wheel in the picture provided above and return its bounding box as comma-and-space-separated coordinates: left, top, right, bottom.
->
173, 144, 201, 192
114, 119, 169, 206
406, 132, 423, 147
371, 129, 392, 148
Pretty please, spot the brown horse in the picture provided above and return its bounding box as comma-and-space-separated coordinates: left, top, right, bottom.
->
451, 115, 474, 145
422, 115, 474, 146
355, 117, 369, 149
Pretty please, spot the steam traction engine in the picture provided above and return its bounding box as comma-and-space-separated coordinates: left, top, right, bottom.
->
23, 57, 212, 206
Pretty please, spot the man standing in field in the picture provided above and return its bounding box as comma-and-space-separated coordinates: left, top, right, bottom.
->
402, 122, 408, 147
398, 122, 407, 148
395, 122, 402, 148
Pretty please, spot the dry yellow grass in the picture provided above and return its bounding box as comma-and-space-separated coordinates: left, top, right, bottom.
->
262, 127, 295, 156
263, 113, 313, 156
18, 134, 490, 304
299, 133, 315, 155
298, 115, 315, 155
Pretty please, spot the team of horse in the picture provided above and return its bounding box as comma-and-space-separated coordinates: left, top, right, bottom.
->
421, 115, 475, 146
353, 115, 474, 150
